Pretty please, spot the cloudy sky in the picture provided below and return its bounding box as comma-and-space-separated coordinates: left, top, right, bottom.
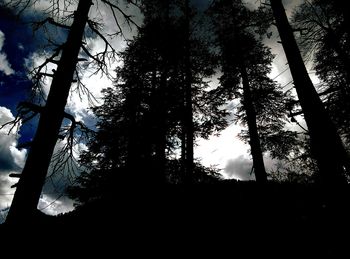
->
0, 0, 306, 219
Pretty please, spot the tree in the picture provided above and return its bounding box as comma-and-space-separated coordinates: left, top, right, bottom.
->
72, 0, 226, 188
3, 0, 138, 224
269, 0, 350, 185
182, 0, 195, 183
209, 0, 297, 182
292, 0, 350, 147
67, 10, 225, 200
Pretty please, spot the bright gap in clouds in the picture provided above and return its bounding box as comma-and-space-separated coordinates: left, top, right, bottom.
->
0, 107, 25, 222
0, 30, 14, 76
195, 123, 255, 180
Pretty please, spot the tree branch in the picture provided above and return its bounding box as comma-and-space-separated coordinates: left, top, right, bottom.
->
101, 0, 140, 30
32, 17, 71, 31
48, 111, 95, 182
0, 102, 43, 133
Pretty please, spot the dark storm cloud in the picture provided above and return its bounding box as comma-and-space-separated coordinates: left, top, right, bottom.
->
224, 155, 255, 181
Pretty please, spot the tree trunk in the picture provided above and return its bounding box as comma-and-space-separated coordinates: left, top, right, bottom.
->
152, 0, 171, 184
270, 0, 349, 185
6, 0, 92, 224
126, 90, 140, 177
183, 0, 194, 184
153, 69, 167, 184
240, 64, 267, 183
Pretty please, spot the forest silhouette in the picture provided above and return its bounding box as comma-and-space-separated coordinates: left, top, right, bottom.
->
0, 0, 349, 254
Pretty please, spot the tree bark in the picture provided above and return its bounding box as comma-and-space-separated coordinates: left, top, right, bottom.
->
240, 64, 267, 183
270, 0, 349, 185
6, 0, 92, 224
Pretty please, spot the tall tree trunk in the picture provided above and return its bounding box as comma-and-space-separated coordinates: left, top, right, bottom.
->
183, 0, 194, 184
240, 64, 267, 183
181, 126, 187, 182
152, 0, 171, 184
126, 91, 140, 177
270, 0, 349, 185
153, 69, 167, 184
6, 0, 92, 224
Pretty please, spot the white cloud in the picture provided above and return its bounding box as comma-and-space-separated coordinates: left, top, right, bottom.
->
224, 155, 255, 181
0, 107, 26, 213
18, 43, 24, 50
0, 31, 5, 53
25, 51, 55, 96
223, 155, 279, 181
0, 107, 26, 172
38, 194, 74, 216
0, 30, 15, 76
195, 123, 251, 178
0, 107, 76, 218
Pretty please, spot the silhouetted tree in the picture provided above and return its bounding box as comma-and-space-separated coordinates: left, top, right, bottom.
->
3, 0, 138, 224
270, 0, 350, 185
209, 0, 298, 182
292, 0, 350, 147
182, 0, 195, 183
74, 0, 226, 187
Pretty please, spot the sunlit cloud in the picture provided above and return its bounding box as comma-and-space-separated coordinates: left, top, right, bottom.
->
0, 107, 26, 213
0, 30, 14, 75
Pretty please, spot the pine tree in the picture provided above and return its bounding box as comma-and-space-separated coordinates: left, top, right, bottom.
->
72, 0, 226, 191
209, 0, 296, 182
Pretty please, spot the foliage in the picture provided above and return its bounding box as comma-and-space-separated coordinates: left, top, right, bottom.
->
209, 0, 300, 174
71, 0, 227, 204
292, 0, 350, 148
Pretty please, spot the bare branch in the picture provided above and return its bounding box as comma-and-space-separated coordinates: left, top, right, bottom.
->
32, 17, 71, 31
101, 0, 140, 30
109, 4, 125, 38
81, 21, 117, 78
87, 19, 113, 51
0, 101, 43, 134
47, 111, 96, 182
29, 46, 63, 101
9, 173, 21, 178
39, 72, 55, 78
71, 69, 98, 105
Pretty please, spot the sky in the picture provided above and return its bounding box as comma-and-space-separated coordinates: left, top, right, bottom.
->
0, 0, 306, 220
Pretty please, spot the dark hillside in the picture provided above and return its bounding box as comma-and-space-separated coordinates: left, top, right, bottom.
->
1, 181, 349, 256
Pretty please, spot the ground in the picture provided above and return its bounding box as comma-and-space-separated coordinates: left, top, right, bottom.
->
1, 180, 349, 256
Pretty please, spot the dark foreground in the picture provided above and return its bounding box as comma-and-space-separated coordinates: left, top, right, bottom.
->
1, 181, 349, 256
